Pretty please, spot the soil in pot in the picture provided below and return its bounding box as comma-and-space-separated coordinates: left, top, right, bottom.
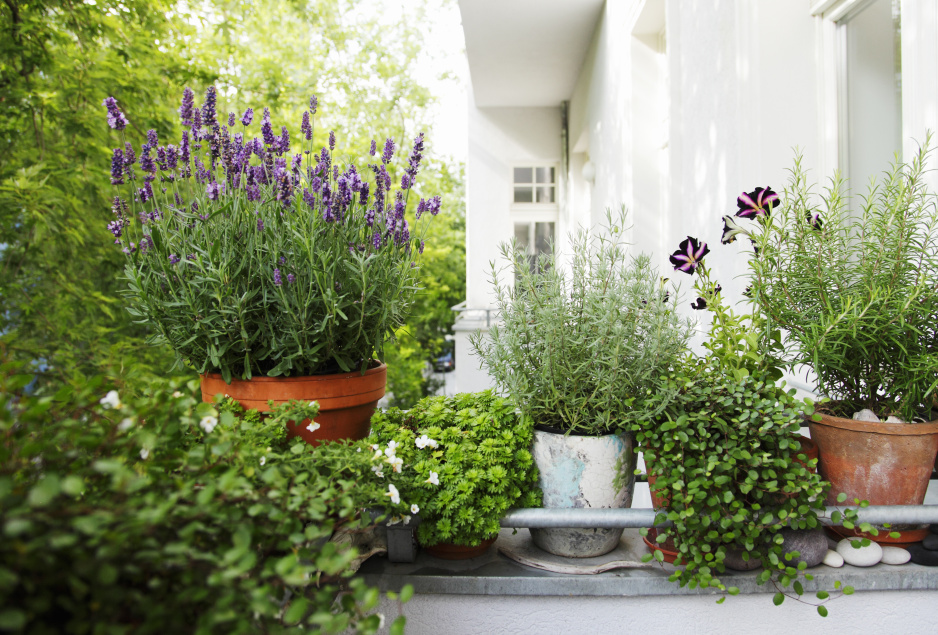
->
422, 536, 497, 560
200, 362, 387, 445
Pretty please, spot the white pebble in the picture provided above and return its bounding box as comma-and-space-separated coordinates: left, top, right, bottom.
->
885, 416, 905, 423
822, 549, 844, 567
836, 538, 883, 567
852, 409, 881, 422
880, 546, 911, 565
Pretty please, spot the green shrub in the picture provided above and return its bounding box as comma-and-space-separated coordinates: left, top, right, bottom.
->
370, 391, 541, 547
0, 364, 406, 634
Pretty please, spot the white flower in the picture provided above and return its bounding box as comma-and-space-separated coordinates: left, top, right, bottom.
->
384, 440, 398, 458
372, 450, 384, 462
118, 418, 134, 432
99, 390, 121, 410
426, 471, 440, 486
371, 444, 380, 451
259, 456, 266, 466
139, 448, 149, 460
171, 391, 183, 398
199, 415, 218, 434
387, 456, 404, 473
356, 447, 362, 453
403, 515, 411, 525
411, 504, 419, 514
415, 434, 438, 449
377, 614, 385, 629
385, 484, 400, 505
306, 421, 321, 433
387, 516, 402, 526
308, 401, 317, 408
376, 470, 384, 478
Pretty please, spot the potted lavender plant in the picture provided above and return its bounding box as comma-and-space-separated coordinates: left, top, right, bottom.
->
102, 88, 442, 443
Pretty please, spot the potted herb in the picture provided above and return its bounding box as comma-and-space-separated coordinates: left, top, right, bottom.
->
101, 89, 442, 443
731, 141, 938, 545
369, 391, 541, 559
472, 210, 693, 557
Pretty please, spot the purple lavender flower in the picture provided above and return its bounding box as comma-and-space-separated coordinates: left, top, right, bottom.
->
393, 191, 405, 223
310, 95, 318, 113
669, 236, 710, 275
147, 129, 159, 148
110, 148, 124, 185
241, 108, 254, 126
107, 219, 124, 240
169, 254, 181, 265
291, 154, 302, 173
206, 181, 222, 200
192, 108, 203, 142
138, 182, 154, 203
369, 139, 377, 156
139, 235, 153, 254
123, 242, 136, 255
359, 181, 370, 207
102, 97, 129, 130
419, 240, 425, 254
416, 198, 427, 219
273, 268, 283, 286
278, 126, 290, 155
428, 196, 442, 216
329, 131, 336, 151
261, 108, 275, 146
280, 256, 286, 265
301, 111, 312, 140
180, 132, 190, 166
257, 217, 264, 231
403, 132, 424, 189
401, 174, 411, 190
381, 138, 395, 164
166, 145, 178, 170
179, 88, 195, 127
287, 273, 295, 284
227, 112, 236, 127
155, 146, 168, 170
202, 86, 218, 128
277, 172, 293, 207
139, 144, 156, 178
372, 231, 381, 249
365, 204, 376, 227
123, 142, 136, 166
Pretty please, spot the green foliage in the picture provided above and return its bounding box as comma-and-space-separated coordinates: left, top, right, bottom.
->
0, 363, 404, 633
370, 391, 542, 547
472, 208, 694, 435
747, 139, 938, 421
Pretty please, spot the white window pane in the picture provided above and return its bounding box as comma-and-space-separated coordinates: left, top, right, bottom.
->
535, 167, 554, 184
514, 187, 534, 203
536, 186, 555, 204
534, 222, 554, 255
514, 223, 531, 249
513, 167, 533, 184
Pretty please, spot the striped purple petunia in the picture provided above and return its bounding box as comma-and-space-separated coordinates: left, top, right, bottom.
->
736, 186, 779, 218
669, 236, 710, 275
103, 97, 129, 130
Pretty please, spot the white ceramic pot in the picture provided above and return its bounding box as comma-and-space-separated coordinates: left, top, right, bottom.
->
530, 428, 636, 558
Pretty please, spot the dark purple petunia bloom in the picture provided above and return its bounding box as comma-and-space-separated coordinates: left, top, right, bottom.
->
381, 138, 395, 164
669, 236, 710, 275
202, 86, 218, 128
241, 108, 254, 127
310, 95, 318, 113
102, 97, 129, 130
287, 273, 295, 284
370, 139, 377, 156
273, 268, 283, 286
228, 112, 236, 127
736, 186, 779, 218
720, 215, 749, 245
261, 108, 275, 146
806, 211, 823, 230
111, 148, 124, 185
301, 111, 312, 140
169, 254, 181, 265
329, 131, 336, 151
179, 88, 195, 127
690, 297, 707, 310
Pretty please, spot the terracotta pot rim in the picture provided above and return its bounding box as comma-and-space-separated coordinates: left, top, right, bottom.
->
201, 361, 387, 384
811, 413, 938, 436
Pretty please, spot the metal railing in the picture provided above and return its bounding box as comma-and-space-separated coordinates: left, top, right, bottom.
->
451, 301, 498, 328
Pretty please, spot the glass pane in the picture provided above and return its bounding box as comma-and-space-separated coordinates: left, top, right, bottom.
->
513, 167, 533, 184
536, 186, 555, 204
535, 167, 555, 184
514, 187, 533, 203
514, 223, 531, 250
534, 222, 554, 256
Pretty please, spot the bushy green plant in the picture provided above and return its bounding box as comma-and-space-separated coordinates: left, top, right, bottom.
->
105, 89, 443, 382
369, 391, 541, 547
737, 140, 938, 421
471, 209, 694, 435
0, 364, 410, 634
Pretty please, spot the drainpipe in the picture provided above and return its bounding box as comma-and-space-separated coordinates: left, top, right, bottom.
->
561, 100, 569, 224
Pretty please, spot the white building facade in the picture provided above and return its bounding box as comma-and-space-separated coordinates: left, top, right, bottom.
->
452, 0, 938, 394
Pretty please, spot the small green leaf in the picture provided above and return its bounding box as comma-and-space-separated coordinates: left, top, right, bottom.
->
817, 605, 829, 617
284, 597, 309, 624
843, 586, 855, 595
400, 584, 414, 603
816, 590, 829, 600
773, 592, 784, 606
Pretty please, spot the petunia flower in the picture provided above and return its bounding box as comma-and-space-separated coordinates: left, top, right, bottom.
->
806, 210, 823, 230
720, 215, 750, 244
736, 186, 779, 218
415, 434, 439, 449
690, 297, 707, 310
669, 236, 709, 275
118, 418, 134, 432
386, 484, 401, 505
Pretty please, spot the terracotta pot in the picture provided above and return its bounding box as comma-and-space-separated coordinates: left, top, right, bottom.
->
200, 363, 387, 445
809, 413, 938, 547
793, 433, 819, 472
422, 535, 497, 560
643, 527, 679, 564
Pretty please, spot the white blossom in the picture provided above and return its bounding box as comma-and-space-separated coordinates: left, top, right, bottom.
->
200, 415, 218, 434
403, 515, 411, 525
306, 421, 321, 433
385, 484, 400, 505
118, 418, 134, 432
139, 448, 149, 460
425, 471, 440, 486
99, 390, 121, 410
387, 456, 404, 473
171, 391, 184, 398
415, 434, 438, 449
259, 456, 267, 466
411, 504, 419, 514
308, 401, 317, 408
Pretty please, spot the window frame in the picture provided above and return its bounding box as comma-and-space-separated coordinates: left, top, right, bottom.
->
510, 164, 560, 213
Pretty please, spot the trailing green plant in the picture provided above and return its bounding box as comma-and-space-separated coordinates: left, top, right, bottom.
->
369, 391, 541, 547
0, 363, 411, 634
105, 88, 443, 382
471, 209, 694, 435
730, 138, 938, 421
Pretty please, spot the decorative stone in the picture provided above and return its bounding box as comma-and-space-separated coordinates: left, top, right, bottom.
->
836, 538, 883, 567
852, 409, 881, 422
885, 416, 905, 423
723, 548, 761, 571
822, 549, 844, 568
922, 533, 938, 550
908, 543, 938, 566
929, 524, 938, 536
880, 546, 911, 565
779, 528, 829, 568
826, 535, 840, 551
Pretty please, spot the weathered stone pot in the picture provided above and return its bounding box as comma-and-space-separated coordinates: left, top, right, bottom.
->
809, 413, 938, 547
530, 427, 636, 558
200, 362, 386, 445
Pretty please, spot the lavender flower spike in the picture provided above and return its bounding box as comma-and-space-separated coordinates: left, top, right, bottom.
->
381, 138, 395, 164
227, 112, 236, 127
110, 148, 124, 185
179, 88, 195, 127
301, 111, 312, 140
273, 268, 283, 286
103, 97, 129, 130
261, 108, 275, 146
202, 85, 218, 128
329, 131, 336, 151
241, 108, 254, 127
310, 95, 318, 113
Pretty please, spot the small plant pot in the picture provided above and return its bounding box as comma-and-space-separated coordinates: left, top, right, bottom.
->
643, 527, 679, 564
530, 428, 636, 558
809, 413, 938, 547
200, 363, 387, 444
422, 535, 497, 560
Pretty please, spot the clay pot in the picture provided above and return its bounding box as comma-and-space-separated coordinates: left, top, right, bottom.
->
793, 433, 819, 472
809, 413, 938, 547
422, 535, 497, 560
200, 363, 387, 444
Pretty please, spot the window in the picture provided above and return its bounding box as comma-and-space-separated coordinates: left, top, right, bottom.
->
514, 221, 554, 274
513, 166, 556, 205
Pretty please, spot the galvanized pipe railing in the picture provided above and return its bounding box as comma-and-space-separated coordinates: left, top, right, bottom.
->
499, 506, 938, 529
